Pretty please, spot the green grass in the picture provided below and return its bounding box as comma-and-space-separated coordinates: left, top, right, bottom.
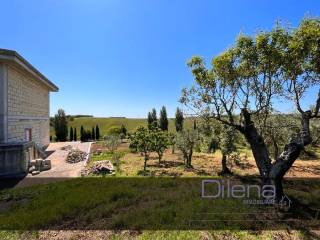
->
90, 150, 129, 162
0, 176, 317, 239
0, 178, 254, 230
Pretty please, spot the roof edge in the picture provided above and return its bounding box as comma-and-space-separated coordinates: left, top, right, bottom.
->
0, 48, 59, 92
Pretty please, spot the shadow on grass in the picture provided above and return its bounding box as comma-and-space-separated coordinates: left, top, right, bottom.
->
136, 170, 151, 176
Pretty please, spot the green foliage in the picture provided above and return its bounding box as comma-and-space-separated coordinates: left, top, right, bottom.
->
261, 114, 300, 160
175, 107, 184, 132
74, 128, 77, 141
227, 152, 241, 171
81, 130, 92, 142
120, 124, 127, 136
92, 127, 96, 140
182, 17, 320, 120
168, 132, 177, 153
95, 125, 100, 140
182, 17, 320, 175
91, 149, 128, 162
104, 134, 121, 153
150, 127, 170, 163
54, 109, 68, 142
147, 112, 153, 128
159, 106, 169, 131
176, 129, 199, 168
220, 125, 237, 156
80, 125, 92, 142
69, 127, 74, 141
129, 126, 153, 171
119, 124, 127, 141
197, 119, 219, 153
107, 126, 122, 136
80, 126, 84, 142
147, 108, 158, 129
311, 119, 320, 146
51, 117, 195, 137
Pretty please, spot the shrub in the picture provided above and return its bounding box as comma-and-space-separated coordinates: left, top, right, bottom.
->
107, 126, 122, 136
104, 134, 121, 153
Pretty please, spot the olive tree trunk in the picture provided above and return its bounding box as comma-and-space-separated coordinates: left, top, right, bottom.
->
241, 109, 312, 201
220, 154, 232, 175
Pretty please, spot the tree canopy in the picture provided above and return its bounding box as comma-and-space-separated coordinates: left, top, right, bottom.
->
181, 17, 320, 200
159, 106, 169, 131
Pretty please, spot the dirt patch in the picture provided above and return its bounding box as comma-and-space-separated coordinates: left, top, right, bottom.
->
91, 142, 129, 154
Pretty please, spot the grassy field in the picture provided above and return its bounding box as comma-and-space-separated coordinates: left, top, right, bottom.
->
1, 141, 319, 239
50, 117, 195, 138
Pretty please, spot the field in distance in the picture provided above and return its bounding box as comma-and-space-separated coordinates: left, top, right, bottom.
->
51, 117, 194, 137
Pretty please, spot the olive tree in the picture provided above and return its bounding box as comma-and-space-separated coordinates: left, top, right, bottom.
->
129, 126, 153, 171
104, 134, 121, 154
262, 114, 299, 160
169, 132, 177, 154
181, 18, 320, 200
220, 125, 237, 175
150, 127, 170, 164
176, 129, 199, 168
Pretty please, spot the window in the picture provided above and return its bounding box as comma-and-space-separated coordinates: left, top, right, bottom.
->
25, 129, 32, 141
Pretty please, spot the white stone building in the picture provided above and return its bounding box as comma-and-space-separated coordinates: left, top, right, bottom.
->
0, 49, 58, 176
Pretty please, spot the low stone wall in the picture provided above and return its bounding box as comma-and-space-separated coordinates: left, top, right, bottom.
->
0, 142, 33, 177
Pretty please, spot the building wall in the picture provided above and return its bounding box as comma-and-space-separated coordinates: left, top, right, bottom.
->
6, 65, 50, 148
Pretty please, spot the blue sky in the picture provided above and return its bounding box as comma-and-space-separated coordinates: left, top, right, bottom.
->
1, 1, 319, 117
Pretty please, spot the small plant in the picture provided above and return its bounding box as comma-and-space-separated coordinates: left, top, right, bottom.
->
113, 151, 123, 174
227, 152, 241, 171
104, 135, 121, 154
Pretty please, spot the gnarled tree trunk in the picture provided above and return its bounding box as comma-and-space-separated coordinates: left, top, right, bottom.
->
220, 154, 232, 175
241, 109, 312, 201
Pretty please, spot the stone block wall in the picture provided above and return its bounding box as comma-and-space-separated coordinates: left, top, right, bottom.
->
6, 65, 50, 148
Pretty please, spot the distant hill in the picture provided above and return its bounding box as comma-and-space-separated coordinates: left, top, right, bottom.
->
67, 115, 94, 118
50, 117, 194, 137
51, 115, 192, 136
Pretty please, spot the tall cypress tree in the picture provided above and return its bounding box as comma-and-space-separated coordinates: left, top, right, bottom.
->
147, 112, 153, 129
151, 108, 157, 125
80, 126, 84, 142
74, 128, 77, 141
175, 107, 184, 132
193, 119, 197, 130
54, 109, 68, 142
92, 127, 96, 140
159, 106, 168, 131
147, 109, 158, 129
69, 127, 74, 141
96, 125, 100, 140
121, 124, 127, 135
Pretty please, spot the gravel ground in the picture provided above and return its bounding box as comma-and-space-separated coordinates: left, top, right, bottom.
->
14, 142, 92, 188
36, 142, 92, 177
